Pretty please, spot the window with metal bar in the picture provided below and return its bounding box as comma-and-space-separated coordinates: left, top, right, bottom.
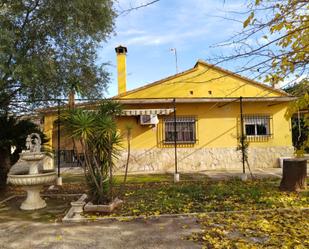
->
243, 115, 272, 142
164, 117, 196, 143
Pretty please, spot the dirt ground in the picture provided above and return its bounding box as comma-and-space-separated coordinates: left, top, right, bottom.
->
0, 216, 202, 249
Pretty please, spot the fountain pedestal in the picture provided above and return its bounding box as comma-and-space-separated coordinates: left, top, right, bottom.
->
21, 185, 46, 210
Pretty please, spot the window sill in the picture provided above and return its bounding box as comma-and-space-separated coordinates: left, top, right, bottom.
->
246, 134, 272, 137
245, 134, 272, 142
163, 140, 197, 145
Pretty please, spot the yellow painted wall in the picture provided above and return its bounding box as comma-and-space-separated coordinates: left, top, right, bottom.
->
43, 113, 80, 151
122, 62, 284, 99
43, 115, 57, 149
43, 102, 292, 152
116, 102, 292, 150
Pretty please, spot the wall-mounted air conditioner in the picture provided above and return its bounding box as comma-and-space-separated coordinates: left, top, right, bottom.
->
140, 114, 159, 125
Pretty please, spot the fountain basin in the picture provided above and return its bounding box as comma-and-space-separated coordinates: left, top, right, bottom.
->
7, 172, 57, 210
20, 152, 45, 161
8, 172, 57, 186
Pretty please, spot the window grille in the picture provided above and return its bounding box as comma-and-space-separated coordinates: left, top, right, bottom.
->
243, 115, 272, 142
164, 116, 197, 144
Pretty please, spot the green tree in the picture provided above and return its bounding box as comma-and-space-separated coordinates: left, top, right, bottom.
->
62, 100, 122, 204
0, 0, 115, 113
0, 115, 45, 190
0, 0, 115, 193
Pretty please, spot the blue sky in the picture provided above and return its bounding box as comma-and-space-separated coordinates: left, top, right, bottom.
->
98, 0, 249, 97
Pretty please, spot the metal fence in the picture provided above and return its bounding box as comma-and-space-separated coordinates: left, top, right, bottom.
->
54, 150, 84, 167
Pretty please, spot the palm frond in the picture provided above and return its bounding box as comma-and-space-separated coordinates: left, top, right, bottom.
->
61, 100, 123, 204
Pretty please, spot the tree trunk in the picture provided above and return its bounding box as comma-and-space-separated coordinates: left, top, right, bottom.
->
280, 158, 307, 191
68, 90, 75, 109
120, 133, 131, 195
108, 148, 113, 200
123, 131, 131, 186
0, 148, 11, 191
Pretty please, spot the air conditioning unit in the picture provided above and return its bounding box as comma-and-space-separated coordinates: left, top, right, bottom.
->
140, 114, 159, 125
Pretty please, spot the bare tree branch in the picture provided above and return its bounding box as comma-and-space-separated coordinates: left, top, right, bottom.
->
117, 0, 160, 16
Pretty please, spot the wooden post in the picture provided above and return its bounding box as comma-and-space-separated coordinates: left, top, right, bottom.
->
280, 158, 307, 191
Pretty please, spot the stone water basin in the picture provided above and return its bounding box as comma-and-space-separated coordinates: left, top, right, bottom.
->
8, 171, 57, 186
20, 152, 45, 161
7, 171, 57, 210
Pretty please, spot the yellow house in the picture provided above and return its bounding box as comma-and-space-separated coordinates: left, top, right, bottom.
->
42, 46, 295, 172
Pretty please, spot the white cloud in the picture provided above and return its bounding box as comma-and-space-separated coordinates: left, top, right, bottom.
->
119, 29, 146, 36
100, 0, 248, 56
122, 28, 211, 46
279, 74, 307, 88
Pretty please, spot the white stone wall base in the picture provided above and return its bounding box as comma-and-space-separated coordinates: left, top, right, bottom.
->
116, 146, 294, 173
21, 186, 46, 210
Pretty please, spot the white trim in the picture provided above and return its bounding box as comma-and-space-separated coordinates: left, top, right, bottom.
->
244, 116, 270, 136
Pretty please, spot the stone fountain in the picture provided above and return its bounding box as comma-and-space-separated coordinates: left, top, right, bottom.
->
7, 133, 57, 210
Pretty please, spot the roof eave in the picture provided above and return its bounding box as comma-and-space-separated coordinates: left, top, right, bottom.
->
116, 97, 296, 104
37, 96, 296, 114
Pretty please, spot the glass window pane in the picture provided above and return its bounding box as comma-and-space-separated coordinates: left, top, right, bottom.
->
243, 115, 270, 141
164, 117, 195, 143
256, 124, 267, 135
245, 124, 255, 135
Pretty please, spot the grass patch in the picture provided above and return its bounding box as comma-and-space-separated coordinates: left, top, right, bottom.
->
187, 209, 309, 248
62, 174, 86, 184
61, 173, 206, 185
114, 174, 173, 184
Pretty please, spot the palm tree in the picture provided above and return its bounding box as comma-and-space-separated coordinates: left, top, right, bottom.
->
62, 100, 122, 204
0, 115, 44, 191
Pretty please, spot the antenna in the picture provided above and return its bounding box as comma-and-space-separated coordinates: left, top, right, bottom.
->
170, 48, 178, 74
